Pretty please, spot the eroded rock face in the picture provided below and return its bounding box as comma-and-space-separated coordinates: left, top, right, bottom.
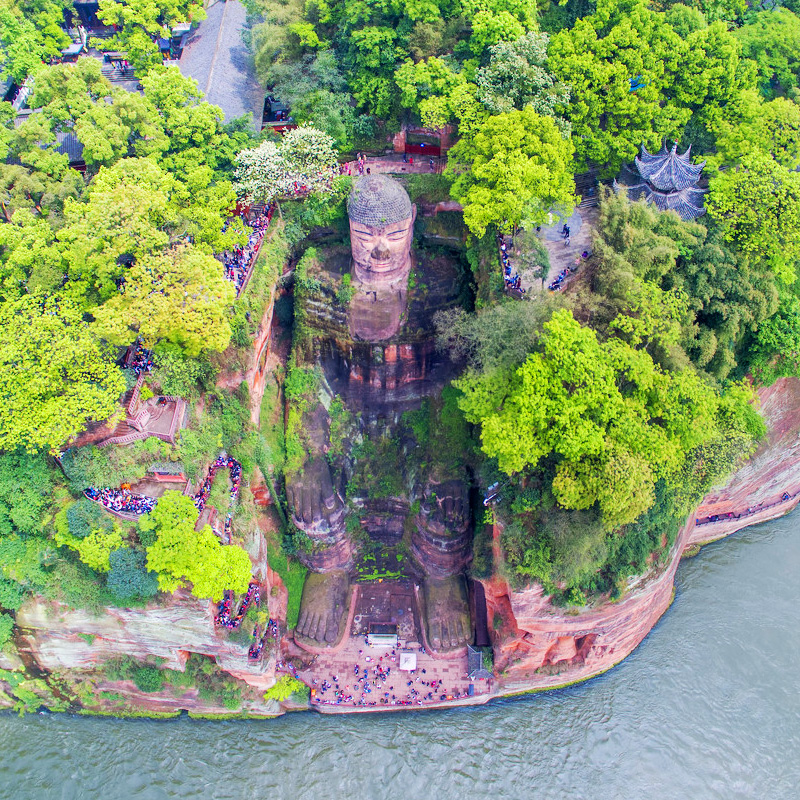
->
423, 576, 472, 651
14, 591, 276, 691
482, 377, 800, 693
690, 377, 800, 545
481, 518, 690, 689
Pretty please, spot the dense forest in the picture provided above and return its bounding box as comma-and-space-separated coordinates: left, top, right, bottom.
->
2, 0, 800, 663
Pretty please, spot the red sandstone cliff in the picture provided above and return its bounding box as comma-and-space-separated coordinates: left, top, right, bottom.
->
487, 377, 800, 695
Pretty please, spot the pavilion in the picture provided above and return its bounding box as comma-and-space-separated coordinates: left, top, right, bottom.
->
614, 141, 706, 221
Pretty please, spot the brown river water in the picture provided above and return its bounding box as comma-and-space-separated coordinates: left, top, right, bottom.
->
1, 513, 798, 800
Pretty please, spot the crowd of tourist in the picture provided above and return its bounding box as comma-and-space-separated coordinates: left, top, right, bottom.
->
548, 267, 572, 292
193, 455, 242, 513
696, 491, 799, 526
126, 343, 153, 375
248, 618, 279, 660
308, 647, 476, 708
221, 205, 274, 297
193, 455, 242, 542
216, 582, 261, 629
548, 251, 589, 292
84, 487, 157, 516
498, 235, 525, 294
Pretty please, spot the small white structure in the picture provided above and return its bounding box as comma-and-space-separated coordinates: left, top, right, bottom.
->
399, 651, 417, 672
367, 623, 398, 647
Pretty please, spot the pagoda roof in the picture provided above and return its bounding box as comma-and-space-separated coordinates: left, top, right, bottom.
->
635, 141, 705, 192
614, 174, 706, 222
615, 142, 707, 221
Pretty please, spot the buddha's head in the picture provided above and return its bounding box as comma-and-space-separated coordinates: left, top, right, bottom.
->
347, 175, 416, 286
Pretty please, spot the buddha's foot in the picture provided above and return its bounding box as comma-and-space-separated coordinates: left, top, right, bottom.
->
423, 575, 472, 652
294, 570, 351, 650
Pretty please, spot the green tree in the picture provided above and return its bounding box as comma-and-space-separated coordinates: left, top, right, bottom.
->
0, 450, 55, 537
96, 0, 206, 73
56, 524, 123, 572
346, 26, 402, 117
92, 244, 235, 356
706, 152, 800, 284
549, 0, 687, 172
65, 498, 113, 540
446, 107, 576, 237
707, 93, 800, 171
0, 0, 70, 83
0, 295, 125, 452
107, 547, 159, 602
545, 509, 608, 589
475, 32, 571, 133
142, 491, 252, 601
456, 309, 730, 529
0, 209, 66, 301
549, 0, 747, 173
750, 287, 800, 384
395, 57, 485, 134
234, 125, 339, 206
58, 158, 176, 302
735, 8, 800, 96
132, 665, 165, 692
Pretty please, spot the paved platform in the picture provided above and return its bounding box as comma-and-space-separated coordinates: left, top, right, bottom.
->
178, 0, 263, 127
297, 636, 488, 710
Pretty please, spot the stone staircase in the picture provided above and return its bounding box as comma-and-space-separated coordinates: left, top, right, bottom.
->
98, 426, 149, 448
100, 64, 137, 83
575, 170, 601, 208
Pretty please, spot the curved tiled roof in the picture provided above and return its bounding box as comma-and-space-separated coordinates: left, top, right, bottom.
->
347, 174, 412, 226
615, 142, 707, 221
635, 142, 705, 191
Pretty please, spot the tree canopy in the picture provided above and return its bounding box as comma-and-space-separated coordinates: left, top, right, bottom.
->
142, 491, 252, 601
446, 107, 575, 237
234, 126, 339, 205
0, 295, 125, 452
457, 308, 755, 529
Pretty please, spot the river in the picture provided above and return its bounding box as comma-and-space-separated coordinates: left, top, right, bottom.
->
1, 514, 798, 800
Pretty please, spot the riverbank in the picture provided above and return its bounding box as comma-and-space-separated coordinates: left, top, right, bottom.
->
4, 377, 799, 718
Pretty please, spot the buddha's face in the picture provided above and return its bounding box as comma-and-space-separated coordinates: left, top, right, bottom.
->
349, 207, 416, 285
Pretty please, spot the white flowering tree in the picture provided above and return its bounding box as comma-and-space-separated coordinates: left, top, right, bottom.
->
234, 126, 339, 209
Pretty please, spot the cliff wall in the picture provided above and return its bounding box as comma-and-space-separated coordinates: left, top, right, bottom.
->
14, 589, 275, 692
488, 377, 800, 695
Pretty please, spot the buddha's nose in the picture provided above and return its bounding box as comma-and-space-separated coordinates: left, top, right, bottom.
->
371, 240, 391, 261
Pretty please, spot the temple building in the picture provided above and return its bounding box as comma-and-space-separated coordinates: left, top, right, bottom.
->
614, 141, 706, 221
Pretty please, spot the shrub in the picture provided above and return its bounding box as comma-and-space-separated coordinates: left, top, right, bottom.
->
151, 344, 217, 398
263, 675, 308, 702
66, 499, 111, 539
0, 450, 56, 537
133, 666, 165, 693
0, 579, 25, 611
336, 273, 355, 305
0, 613, 13, 647
107, 547, 159, 602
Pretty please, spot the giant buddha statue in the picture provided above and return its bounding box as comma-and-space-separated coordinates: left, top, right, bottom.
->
346, 175, 417, 341
288, 174, 473, 654
347, 174, 417, 286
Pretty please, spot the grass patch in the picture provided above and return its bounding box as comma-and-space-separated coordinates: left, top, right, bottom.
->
266, 535, 307, 629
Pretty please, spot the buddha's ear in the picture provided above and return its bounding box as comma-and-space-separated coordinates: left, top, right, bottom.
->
411, 203, 417, 224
